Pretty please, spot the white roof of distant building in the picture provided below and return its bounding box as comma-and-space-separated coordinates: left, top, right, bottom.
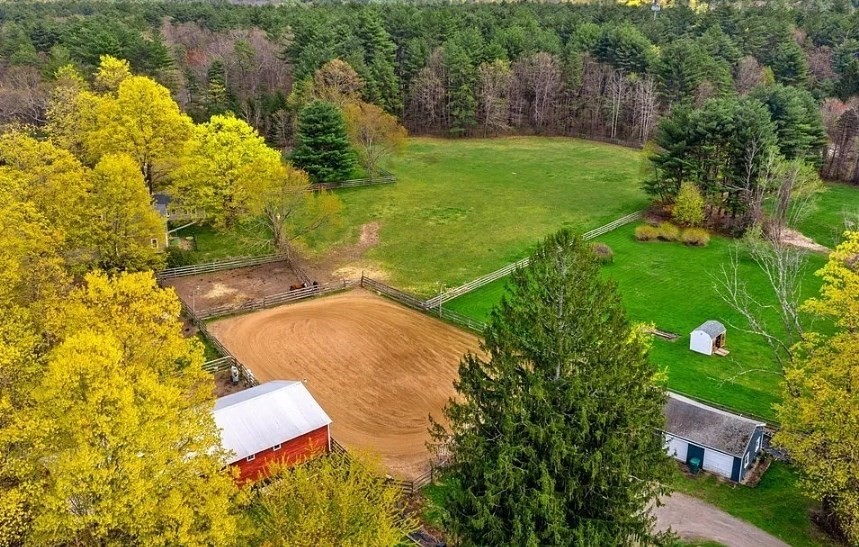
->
213, 381, 331, 464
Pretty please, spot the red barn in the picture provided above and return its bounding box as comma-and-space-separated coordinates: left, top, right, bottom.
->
213, 380, 332, 483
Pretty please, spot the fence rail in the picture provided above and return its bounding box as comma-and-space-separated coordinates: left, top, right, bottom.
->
158, 254, 289, 280
360, 276, 428, 311
311, 169, 396, 191
201, 356, 236, 373
196, 280, 354, 320
424, 210, 645, 308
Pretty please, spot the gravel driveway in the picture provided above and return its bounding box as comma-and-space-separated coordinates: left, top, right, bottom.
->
655, 493, 791, 547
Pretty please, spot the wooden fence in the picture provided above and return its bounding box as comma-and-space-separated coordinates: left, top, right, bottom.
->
311, 169, 396, 191
360, 275, 428, 311
196, 280, 354, 320
423, 210, 645, 309
201, 356, 236, 373
158, 254, 289, 280
180, 299, 260, 386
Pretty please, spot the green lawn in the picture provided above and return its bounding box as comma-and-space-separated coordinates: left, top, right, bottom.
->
326, 137, 647, 294
798, 183, 859, 248
169, 137, 646, 288
671, 463, 832, 547
169, 222, 271, 264
447, 225, 828, 420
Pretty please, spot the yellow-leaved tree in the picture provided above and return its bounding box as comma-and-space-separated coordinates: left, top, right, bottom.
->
173, 114, 288, 228
775, 231, 859, 544
93, 54, 132, 94
0, 131, 94, 265
247, 451, 417, 546
245, 162, 342, 258
343, 101, 407, 177
91, 153, 166, 271
90, 74, 194, 192
0, 272, 240, 546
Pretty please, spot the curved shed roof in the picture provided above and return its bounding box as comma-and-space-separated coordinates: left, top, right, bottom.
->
693, 320, 726, 338
664, 393, 764, 457
214, 381, 331, 464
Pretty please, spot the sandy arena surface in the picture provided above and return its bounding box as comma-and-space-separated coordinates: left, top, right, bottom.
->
208, 289, 481, 479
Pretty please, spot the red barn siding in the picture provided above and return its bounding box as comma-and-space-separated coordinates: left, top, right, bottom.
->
231, 425, 330, 483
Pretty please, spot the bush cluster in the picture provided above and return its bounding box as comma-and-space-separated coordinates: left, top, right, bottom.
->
681, 227, 710, 246
635, 224, 660, 241
634, 223, 710, 247
656, 222, 681, 241
590, 242, 614, 264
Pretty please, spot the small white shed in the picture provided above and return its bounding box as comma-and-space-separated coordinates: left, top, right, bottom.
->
690, 320, 726, 356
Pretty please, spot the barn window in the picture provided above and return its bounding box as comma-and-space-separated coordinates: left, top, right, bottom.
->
150, 238, 159, 249
743, 452, 750, 468
272, 444, 282, 451
246, 454, 255, 462
756, 434, 762, 452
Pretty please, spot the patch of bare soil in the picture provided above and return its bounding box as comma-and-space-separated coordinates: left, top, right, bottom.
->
164, 260, 330, 313
780, 228, 830, 253
311, 221, 388, 283
213, 369, 249, 398
207, 289, 482, 480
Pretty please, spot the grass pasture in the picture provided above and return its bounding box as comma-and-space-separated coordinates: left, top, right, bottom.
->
174, 137, 647, 294
447, 224, 828, 420
798, 182, 859, 248
334, 137, 647, 294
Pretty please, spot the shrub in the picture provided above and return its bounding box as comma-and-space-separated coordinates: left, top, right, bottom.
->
590, 242, 614, 264
166, 246, 194, 267
681, 227, 710, 246
672, 182, 705, 227
657, 222, 681, 241
635, 224, 659, 241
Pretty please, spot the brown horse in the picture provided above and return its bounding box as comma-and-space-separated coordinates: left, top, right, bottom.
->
289, 282, 308, 291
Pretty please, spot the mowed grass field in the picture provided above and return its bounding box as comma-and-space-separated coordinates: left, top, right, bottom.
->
797, 182, 859, 248
327, 137, 647, 294
447, 224, 829, 421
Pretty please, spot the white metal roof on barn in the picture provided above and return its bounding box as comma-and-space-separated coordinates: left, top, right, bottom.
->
213, 381, 332, 464
692, 320, 726, 339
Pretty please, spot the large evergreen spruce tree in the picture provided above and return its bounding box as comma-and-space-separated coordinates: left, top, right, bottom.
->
292, 100, 355, 182
436, 230, 671, 546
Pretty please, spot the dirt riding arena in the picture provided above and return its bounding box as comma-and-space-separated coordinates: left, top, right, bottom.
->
208, 289, 480, 480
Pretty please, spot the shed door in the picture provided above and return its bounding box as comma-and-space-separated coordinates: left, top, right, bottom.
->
702, 449, 735, 479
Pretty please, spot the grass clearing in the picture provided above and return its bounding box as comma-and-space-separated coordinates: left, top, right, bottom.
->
670, 463, 832, 547
446, 224, 828, 420
798, 183, 859, 248
173, 137, 646, 292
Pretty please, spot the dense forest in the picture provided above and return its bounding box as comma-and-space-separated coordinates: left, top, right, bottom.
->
0, 1, 857, 182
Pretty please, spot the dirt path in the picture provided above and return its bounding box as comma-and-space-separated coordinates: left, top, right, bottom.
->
654, 493, 790, 547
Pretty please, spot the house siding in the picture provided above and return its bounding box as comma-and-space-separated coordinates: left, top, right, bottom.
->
231, 425, 330, 483
739, 426, 764, 482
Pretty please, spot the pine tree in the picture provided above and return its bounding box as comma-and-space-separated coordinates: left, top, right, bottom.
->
435, 230, 671, 546
292, 101, 355, 182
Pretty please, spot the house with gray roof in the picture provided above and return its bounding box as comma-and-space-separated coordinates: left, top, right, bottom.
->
663, 392, 766, 482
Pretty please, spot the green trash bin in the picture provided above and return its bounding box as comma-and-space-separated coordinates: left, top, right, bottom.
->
688, 457, 701, 475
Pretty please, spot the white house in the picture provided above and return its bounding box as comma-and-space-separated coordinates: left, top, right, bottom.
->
663, 393, 766, 483
690, 320, 727, 356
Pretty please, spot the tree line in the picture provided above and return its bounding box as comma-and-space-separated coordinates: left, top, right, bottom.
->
0, 1, 859, 179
